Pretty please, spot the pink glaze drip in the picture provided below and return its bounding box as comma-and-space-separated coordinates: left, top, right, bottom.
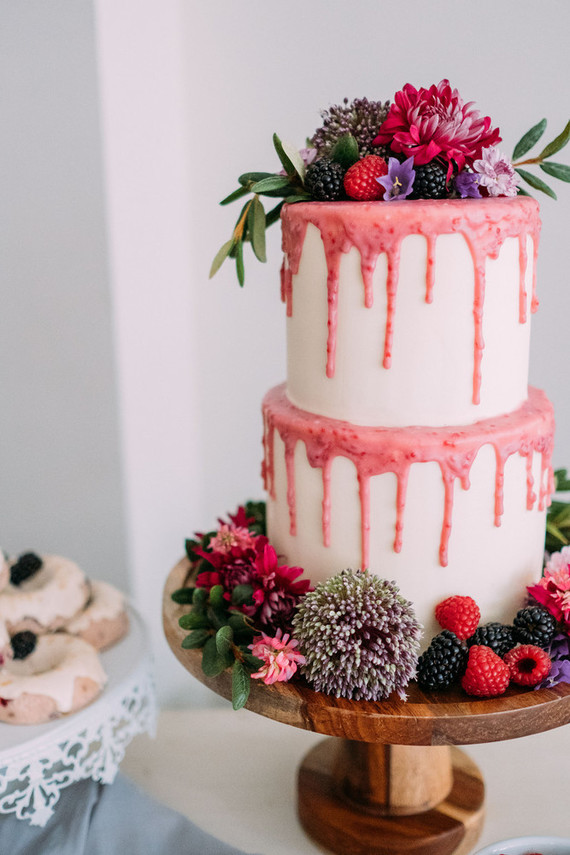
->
281, 198, 541, 403
262, 384, 554, 570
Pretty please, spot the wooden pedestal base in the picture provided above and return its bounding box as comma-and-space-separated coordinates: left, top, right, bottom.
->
297, 739, 485, 855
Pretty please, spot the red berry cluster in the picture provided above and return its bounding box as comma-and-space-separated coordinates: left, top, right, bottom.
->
432, 595, 552, 698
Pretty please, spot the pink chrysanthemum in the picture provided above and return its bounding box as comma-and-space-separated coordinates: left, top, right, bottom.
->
374, 80, 501, 177
251, 541, 312, 632
528, 559, 570, 626
473, 147, 520, 197
249, 629, 306, 685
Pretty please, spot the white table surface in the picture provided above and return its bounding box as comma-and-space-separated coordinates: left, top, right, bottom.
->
122, 704, 570, 855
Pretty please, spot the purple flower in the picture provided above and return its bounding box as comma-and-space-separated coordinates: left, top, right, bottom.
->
534, 633, 570, 690
473, 147, 520, 197
454, 170, 481, 199
377, 156, 415, 201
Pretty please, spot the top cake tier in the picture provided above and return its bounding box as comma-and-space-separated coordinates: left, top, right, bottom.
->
280, 197, 540, 427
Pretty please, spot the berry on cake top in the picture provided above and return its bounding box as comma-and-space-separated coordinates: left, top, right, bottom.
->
211, 80, 570, 285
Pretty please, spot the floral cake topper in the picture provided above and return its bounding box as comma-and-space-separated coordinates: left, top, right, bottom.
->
211, 79, 570, 286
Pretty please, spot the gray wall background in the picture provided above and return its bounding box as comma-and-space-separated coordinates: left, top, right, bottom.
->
0, 1, 127, 584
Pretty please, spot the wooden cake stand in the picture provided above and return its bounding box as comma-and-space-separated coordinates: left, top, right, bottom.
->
164, 558, 570, 855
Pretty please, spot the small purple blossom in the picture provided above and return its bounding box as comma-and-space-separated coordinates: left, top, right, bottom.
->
534, 633, 570, 690
454, 170, 481, 199
377, 156, 415, 201
473, 147, 520, 197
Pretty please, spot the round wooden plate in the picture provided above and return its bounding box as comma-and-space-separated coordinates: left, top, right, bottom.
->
163, 557, 570, 747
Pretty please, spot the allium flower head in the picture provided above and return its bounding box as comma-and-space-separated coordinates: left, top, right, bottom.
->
249, 629, 306, 685
473, 147, 520, 197
292, 569, 421, 701
374, 80, 501, 177
311, 97, 391, 158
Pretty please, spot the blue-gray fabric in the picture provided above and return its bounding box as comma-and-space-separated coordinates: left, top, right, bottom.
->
0, 774, 260, 855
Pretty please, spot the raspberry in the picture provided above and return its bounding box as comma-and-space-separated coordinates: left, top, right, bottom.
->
503, 644, 552, 687
461, 645, 510, 697
435, 595, 481, 641
343, 155, 388, 201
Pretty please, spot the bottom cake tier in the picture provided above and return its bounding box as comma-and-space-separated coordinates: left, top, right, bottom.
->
262, 384, 555, 643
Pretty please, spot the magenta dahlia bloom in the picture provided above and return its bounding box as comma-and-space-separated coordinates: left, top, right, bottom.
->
374, 80, 501, 177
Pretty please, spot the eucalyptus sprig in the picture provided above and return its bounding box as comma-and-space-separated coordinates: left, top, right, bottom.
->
513, 119, 570, 199
209, 134, 312, 287
546, 468, 570, 554
172, 582, 263, 709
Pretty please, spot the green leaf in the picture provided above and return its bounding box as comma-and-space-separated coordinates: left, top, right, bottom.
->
209, 239, 235, 279
181, 628, 210, 649
265, 201, 284, 228
515, 168, 557, 200
284, 194, 312, 203
555, 469, 570, 491
228, 613, 250, 632
171, 587, 195, 605
235, 239, 245, 286
216, 625, 234, 656
231, 660, 250, 710
238, 171, 274, 187
207, 605, 228, 631
178, 612, 210, 630
273, 134, 305, 182
248, 196, 267, 263
330, 134, 359, 169
250, 175, 291, 194
231, 584, 254, 606
193, 587, 208, 609
517, 186, 532, 196
538, 120, 570, 160
242, 652, 264, 671
512, 119, 547, 160
540, 161, 570, 182
546, 520, 569, 546
209, 585, 225, 609
202, 636, 232, 677
220, 186, 249, 206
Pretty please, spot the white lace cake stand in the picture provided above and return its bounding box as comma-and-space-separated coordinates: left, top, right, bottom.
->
0, 607, 156, 826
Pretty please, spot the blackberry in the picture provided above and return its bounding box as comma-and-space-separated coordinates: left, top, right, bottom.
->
305, 159, 345, 201
416, 630, 468, 691
513, 606, 557, 648
11, 631, 37, 660
410, 159, 448, 200
467, 623, 517, 657
10, 552, 43, 586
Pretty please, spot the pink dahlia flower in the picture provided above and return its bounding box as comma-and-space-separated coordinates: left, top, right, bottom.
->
374, 80, 501, 176
249, 629, 306, 685
545, 546, 570, 575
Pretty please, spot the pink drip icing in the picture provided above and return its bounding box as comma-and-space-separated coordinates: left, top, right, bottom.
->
322, 459, 332, 547
281, 198, 541, 404
262, 384, 554, 570
524, 450, 537, 509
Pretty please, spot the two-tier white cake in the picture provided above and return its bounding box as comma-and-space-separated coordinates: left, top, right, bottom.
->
262, 197, 554, 642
